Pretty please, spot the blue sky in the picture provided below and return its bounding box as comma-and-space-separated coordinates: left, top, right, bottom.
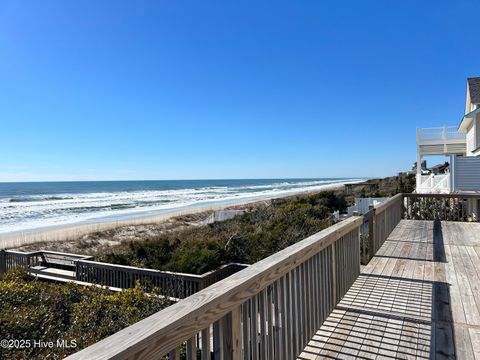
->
0, 0, 478, 182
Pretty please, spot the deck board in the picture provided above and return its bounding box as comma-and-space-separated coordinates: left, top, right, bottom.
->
299, 220, 480, 359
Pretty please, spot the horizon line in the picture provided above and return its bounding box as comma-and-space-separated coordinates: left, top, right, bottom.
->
0, 176, 371, 184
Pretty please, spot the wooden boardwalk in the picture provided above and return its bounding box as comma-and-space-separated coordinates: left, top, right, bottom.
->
300, 220, 480, 359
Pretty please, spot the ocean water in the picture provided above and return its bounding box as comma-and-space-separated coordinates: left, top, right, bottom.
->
0, 178, 362, 234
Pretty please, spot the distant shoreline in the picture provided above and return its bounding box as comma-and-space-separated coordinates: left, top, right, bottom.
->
0, 181, 360, 249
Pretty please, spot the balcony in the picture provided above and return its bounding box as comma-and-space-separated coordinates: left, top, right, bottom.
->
417, 126, 466, 156
67, 193, 480, 359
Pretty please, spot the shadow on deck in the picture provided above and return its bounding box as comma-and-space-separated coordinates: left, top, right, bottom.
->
300, 220, 480, 359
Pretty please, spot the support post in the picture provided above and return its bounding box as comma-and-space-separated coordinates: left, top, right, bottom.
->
220, 306, 242, 360
225, 307, 242, 360
416, 129, 422, 176
368, 206, 376, 261
0, 250, 6, 274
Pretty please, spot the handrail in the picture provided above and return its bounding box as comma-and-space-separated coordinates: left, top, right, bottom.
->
76, 259, 204, 280
67, 216, 365, 359
405, 193, 480, 199
36, 249, 93, 259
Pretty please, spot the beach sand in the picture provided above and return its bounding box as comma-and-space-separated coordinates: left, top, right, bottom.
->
5, 184, 345, 252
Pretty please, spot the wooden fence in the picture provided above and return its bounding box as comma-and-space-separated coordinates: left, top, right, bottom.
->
75, 260, 246, 299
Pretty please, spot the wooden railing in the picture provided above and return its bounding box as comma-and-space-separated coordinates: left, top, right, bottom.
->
199, 263, 247, 289
75, 260, 202, 298
0, 250, 41, 273
67, 215, 368, 360
404, 193, 480, 222
0, 248, 246, 299
366, 194, 404, 259
67, 194, 408, 360
39, 250, 92, 268
75, 260, 246, 299
0, 250, 91, 275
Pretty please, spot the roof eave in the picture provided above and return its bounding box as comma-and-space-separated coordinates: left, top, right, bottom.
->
459, 108, 480, 132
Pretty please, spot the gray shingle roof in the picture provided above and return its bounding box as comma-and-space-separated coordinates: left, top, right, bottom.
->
468, 77, 480, 104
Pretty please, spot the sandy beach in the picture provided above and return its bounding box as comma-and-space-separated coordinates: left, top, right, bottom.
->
4, 183, 348, 251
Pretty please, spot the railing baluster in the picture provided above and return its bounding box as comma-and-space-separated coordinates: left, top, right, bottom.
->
286, 271, 294, 360
223, 308, 241, 360
278, 278, 287, 360
168, 348, 180, 360
231, 307, 242, 360
242, 300, 250, 360
186, 336, 197, 360
250, 296, 258, 359
213, 319, 222, 360
294, 267, 300, 356
258, 290, 267, 359
266, 285, 274, 360
201, 326, 211, 360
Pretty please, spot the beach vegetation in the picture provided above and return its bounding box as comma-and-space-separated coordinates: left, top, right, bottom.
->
96, 174, 413, 274
0, 268, 169, 359
98, 191, 347, 274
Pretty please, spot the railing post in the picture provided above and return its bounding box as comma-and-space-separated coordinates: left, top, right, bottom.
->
223, 307, 242, 360
368, 207, 376, 261
0, 250, 6, 275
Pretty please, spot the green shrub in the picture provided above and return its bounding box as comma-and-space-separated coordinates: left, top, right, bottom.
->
0, 269, 168, 359
98, 191, 344, 274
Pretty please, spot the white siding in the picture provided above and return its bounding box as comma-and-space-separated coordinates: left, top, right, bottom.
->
466, 122, 476, 155
466, 114, 480, 157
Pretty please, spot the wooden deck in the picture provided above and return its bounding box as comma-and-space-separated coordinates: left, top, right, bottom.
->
300, 220, 480, 359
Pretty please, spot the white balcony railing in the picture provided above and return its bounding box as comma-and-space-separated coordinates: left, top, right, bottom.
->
417, 126, 466, 144
416, 174, 451, 194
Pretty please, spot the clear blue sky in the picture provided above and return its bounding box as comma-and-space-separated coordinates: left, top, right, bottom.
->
1, 1, 478, 182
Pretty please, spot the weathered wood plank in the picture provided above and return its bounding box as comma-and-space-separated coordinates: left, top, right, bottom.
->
302, 219, 480, 359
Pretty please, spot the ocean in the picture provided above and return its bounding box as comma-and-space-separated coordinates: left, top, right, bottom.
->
0, 178, 362, 234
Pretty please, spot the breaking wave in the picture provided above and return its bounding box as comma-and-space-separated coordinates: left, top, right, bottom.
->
0, 178, 363, 234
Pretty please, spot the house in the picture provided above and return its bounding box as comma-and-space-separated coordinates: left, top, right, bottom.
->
416, 77, 480, 194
